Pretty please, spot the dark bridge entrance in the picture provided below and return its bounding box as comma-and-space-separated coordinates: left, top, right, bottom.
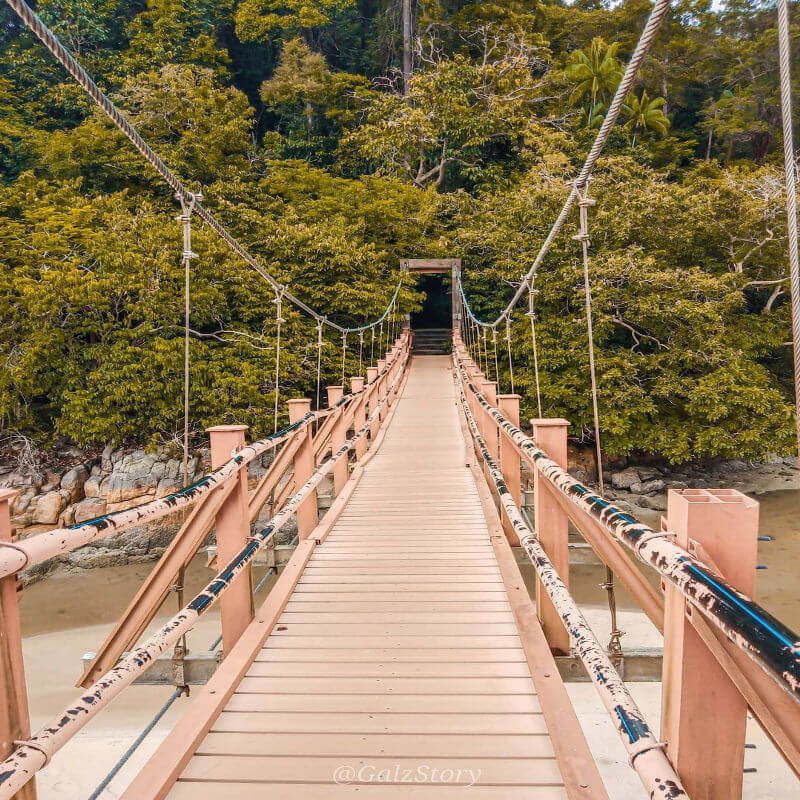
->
401, 258, 460, 354
411, 273, 452, 328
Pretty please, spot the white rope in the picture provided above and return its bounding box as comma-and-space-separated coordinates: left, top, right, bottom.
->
527, 284, 543, 418
492, 328, 500, 385
273, 288, 284, 433
315, 318, 324, 409
177, 192, 200, 487
574, 181, 624, 656
777, 0, 800, 461
341, 332, 347, 384
505, 317, 515, 394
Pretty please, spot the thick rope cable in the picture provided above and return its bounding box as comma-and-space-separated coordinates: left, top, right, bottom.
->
527, 284, 543, 419
574, 181, 624, 656
482, 327, 489, 376
457, 0, 672, 329
358, 330, 364, 376
505, 317, 515, 394
2, 0, 402, 337
370, 326, 375, 365
341, 332, 347, 384
273, 288, 284, 434
777, 0, 800, 461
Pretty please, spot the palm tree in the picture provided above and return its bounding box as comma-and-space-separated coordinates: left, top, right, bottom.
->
565, 37, 623, 121
622, 90, 670, 146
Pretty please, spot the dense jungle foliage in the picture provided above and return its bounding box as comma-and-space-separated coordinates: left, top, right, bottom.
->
1, 0, 799, 462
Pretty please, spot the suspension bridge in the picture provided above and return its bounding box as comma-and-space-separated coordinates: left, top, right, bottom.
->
1, 0, 800, 797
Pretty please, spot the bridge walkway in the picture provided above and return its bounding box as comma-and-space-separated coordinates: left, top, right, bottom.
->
133, 355, 604, 799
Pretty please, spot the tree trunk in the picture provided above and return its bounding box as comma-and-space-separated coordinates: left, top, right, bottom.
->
706, 127, 713, 160
402, 0, 413, 95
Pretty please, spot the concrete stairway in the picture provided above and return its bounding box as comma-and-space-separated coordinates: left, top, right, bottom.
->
412, 328, 451, 354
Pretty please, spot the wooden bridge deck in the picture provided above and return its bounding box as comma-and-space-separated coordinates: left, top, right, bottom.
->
137, 356, 602, 799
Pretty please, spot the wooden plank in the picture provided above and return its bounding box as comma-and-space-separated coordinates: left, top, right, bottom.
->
180, 755, 563, 785
254, 648, 526, 663
292, 583, 506, 593
170, 783, 568, 799
197, 731, 554, 758
236, 677, 536, 695
266, 623, 520, 636
246, 662, 532, 677
278, 612, 515, 623
212, 711, 548, 734
285, 602, 513, 613
225, 694, 541, 714
283, 593, 511, 602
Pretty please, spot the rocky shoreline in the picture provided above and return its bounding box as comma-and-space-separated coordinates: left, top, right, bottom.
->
568, 452, 799, 518
0, 442, 280, 585
2, 441, 797, 584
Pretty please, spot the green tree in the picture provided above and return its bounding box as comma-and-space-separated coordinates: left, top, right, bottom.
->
565, 37, 622, 120
235, 0, 356, 42
623, 90, 670, 145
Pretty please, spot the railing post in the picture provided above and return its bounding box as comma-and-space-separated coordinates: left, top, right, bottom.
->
350, 378, 367, 459
288, 399, 318, 539
326, 386, 348, 494
0, 489, 36, 800
366, 367, 380, 438
206, 425, 254, 656
498, 393, 522, 546
531, 418, 571, 655
661, 489, 758, 800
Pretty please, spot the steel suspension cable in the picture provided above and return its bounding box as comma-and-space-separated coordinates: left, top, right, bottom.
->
482, 327, 489, 376
370, 326, 375, 365
574, 182, 624, 656
457, 0, 672, 329
777, 0, 800, 461
358, 331, 364, 376
340, 332, 347, 384
272, 288, 285, 433
527, 284, 543, 419
2, 0, 401, 337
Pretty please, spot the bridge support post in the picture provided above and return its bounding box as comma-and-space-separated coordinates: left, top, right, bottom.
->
326, 387, 348, 495
661, 489, 758, 800
531, 418, 570, 655
207, 425, 254, 657
498, 394, 522, 546
350, 378, 367, 459
0, 489, 36, 800
288, 399, 318, 539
